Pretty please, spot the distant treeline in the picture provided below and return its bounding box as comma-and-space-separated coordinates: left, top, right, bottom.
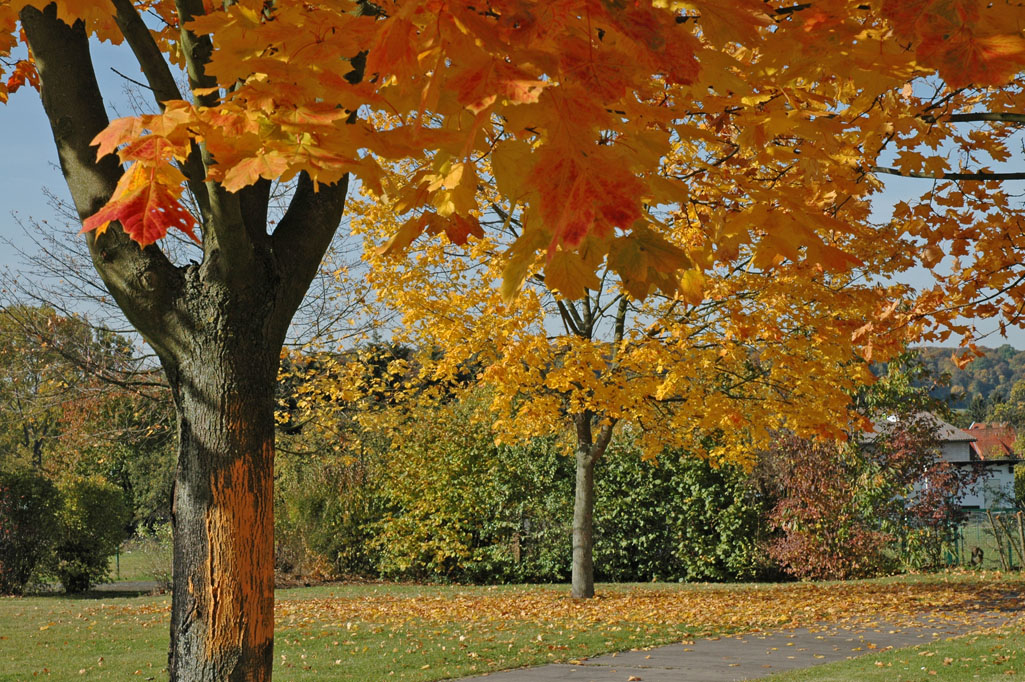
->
912, 345, 1025, 410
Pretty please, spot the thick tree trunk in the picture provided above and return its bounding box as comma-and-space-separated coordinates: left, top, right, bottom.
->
571, 443, 596, 599
22, 6, 349, 680
162, 280, 282, 681
167, 352, 277, 679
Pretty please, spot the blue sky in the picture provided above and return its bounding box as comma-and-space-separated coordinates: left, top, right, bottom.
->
2, 40, 1025, 349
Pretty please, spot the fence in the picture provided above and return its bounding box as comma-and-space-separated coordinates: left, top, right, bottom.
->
947, 509, 1025, 570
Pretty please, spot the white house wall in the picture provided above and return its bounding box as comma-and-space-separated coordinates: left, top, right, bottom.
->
958, 464, 1018, 510
937, 438, 1017, 509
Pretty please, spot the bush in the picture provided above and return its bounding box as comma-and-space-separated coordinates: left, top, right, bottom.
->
762, 436, 893, 580
52, 476, 131, 592
277, 389, 772, 584
594, 443, 768, 583
276, 462, 385, 580
375, 395, 573, 583
761, 411, 972, 580
0, 470, 58, 594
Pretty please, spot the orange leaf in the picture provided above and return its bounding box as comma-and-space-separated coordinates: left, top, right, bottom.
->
81, 163, 199, 247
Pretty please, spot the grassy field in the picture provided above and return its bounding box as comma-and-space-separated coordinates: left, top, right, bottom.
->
111, 534, 172, 585
1, 572, 1022, 681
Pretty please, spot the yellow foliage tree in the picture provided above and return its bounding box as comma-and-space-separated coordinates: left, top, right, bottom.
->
347, 152, 909, 596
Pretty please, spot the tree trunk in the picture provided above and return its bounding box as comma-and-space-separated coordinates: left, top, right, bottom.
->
163, 283, 282, 681
22, 5, 349, 679
570, 411, 616, 599
571, 442, 597, 599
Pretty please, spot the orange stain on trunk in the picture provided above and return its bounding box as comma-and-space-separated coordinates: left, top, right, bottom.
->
202, 439, 274, 676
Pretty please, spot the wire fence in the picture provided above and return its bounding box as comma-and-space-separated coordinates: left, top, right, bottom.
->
947, 509, 1025, 570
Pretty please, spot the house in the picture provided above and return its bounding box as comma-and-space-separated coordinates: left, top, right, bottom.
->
866, 414, 1020, 510
962, 422, 1021, 510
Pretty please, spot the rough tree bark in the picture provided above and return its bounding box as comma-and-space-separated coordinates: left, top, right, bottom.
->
21, 5, 349, 678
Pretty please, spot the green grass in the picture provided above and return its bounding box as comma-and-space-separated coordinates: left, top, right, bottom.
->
0, 593, 169, 681
111, 536, 172, 584
0, 585, 702, 681
1, 574, 1019, 681
766, 627, 1025, 682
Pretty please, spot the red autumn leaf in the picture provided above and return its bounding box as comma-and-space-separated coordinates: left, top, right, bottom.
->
529, 148, 644, 250
364, 17, 419, 81
81, 162, 199, 247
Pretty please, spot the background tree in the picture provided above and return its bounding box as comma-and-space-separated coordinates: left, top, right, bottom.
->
0, 305, 96, 470
347, 155, 908, 596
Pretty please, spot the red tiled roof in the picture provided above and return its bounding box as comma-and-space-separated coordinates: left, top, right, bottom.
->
967, 422, 1016, 460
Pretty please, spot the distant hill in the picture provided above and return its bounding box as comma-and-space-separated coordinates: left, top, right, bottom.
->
914, 345, 1025, 409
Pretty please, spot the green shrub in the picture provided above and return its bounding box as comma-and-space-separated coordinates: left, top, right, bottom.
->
276, 387, 770, 584
0, 470, 58, 594
375, 395, 573, 583
594, 443, 767, 583
52, 476, 131, 593
276, 465, 385, 580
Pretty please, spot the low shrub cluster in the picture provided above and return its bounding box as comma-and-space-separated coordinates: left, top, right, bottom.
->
0, 471, 130, 594
275, 373, 970, 585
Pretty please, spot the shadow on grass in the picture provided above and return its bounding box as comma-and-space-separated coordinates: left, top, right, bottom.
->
26, 580, 164, 600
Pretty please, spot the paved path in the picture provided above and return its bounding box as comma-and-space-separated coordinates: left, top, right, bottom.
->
458, 613, 1021, 681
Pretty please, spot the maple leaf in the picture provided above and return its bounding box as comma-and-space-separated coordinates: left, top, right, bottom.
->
529, 148, 644, 250
686, 0, 770, 47
491, 139, 534, 201
365, 17, 419, 82
81, 163, 199, 247
543, 249, 601, 300
5, 59, 39, 94
222, 153, 292, 192
919, 29, 1025, 88
446, 59, 544, 113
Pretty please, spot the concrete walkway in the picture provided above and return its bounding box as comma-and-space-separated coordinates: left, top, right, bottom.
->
458, 613, 1021, 681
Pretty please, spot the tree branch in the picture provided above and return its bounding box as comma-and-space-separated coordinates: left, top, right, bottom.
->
924, 112, 1025, 125
20, 3, 181, 362
270, 173, 350, 326
590, 419, 617, 462
169, 0, 257, 276
870, 166, 1025, 181
556, 300, 582, 337
110, 0, 211, 218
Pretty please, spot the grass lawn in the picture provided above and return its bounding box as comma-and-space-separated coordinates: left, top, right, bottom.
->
1, 571, 1022, 681
767, 626, 1025, 681
111, 535, 172, 584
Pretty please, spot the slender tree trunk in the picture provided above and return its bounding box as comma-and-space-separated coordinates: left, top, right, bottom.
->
570, 411, 615, 599
571, 440, 597, 599
165, 318, 279, 680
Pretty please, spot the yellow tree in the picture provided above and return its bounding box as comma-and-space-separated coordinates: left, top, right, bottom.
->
349, 152, 910, 596
4, 0, 1025, 677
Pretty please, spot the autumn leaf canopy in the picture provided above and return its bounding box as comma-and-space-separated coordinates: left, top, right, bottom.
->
4, 0, 1025, 304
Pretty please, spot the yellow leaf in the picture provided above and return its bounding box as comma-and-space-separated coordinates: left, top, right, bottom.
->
544, 249, 601, 300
